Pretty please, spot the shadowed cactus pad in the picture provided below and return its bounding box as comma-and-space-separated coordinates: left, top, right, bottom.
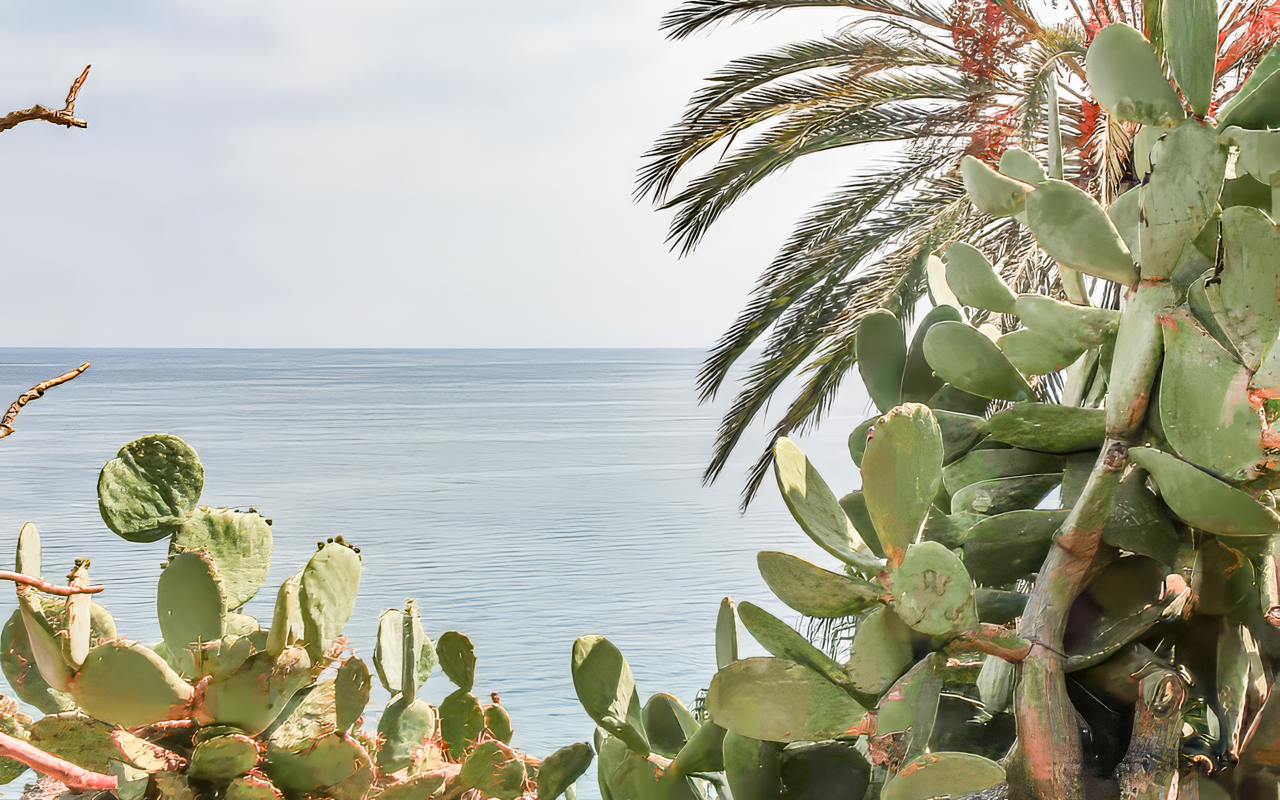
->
98, 434, 204, 543
570, 635, 649, 756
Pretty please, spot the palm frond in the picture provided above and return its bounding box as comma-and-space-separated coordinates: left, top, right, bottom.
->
706, 174, 976, 506
661, 0, 953, 40
661, 79, 992, 254
697, 148, 955, 402
640, 46, 963, 202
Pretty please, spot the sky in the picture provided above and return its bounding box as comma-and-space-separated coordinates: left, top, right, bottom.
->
0, 1, 865, 348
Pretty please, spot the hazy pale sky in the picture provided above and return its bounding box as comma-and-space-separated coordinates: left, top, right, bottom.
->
0, 1, 864, 348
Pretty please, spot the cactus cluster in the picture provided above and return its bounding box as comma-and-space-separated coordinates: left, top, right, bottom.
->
0, 435, 593, 800
566, 15, 1280, 800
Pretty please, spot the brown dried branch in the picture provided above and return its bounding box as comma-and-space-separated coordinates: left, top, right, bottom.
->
0, 362, 90, 440
0, 730, 117, 792
8, 573, 104, 596
0, 66, 91, 134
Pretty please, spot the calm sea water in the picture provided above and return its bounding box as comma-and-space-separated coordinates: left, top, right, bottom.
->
0, 349, 867, 797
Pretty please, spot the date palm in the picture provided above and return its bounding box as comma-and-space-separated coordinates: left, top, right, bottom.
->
646, 0, 1280, 506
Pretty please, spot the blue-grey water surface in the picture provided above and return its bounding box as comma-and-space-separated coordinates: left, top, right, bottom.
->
0, 349, 866, 797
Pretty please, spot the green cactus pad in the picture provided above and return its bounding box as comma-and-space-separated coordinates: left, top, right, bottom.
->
778, 740, 872, 800
265, 733, 373, 800
672, 720, 727, 774
997, 328, 1087, 377
537, 742, 594, 800
69, 640, 193, 727
570, 635, 649, 756
975, 589, 1028, 625
373, 604, 434, 698
62, 563, 91, 670
1107, 282, 1177, 436
171, 507, 274, 609
923, 510, 985, 549
950, 474, 1062, 516
1131, 447, 1280, 535
998, 147, 1045, 185
1139, 121, 1226, 278
985, 404, 1105, 453
923, 321, 1033, 402
439, 688, 486, 759
1100, 469, 1182, 565
736, 602, 849, 688
1162, 0, 1217, 114
155, 772, 197, 800
977, 654, 1016, 714
942, 243, 1016, 313
1221, 174, 1272, 214
18, 590, 73, 693
640, 693, 697, 758
188, 734, 259, 783
902, 305, 962, 404
335, 657, 370, 732
856, 309, 907, 413
876, 654, 943, 762
1025, 180, 1138, 285
377, 695, 438, 771
861, 403, 944, 563
929, 384, 992, 416
756, 551, 883, 618
943, 448, 1065, 495
837, 491, 886, 559
377, 774, 447, 800
223, 613, 259, 638
961, 510, 1068, 586
198, 647, 313, 735
1159, 307, 1264, 478
15, 522, 39, 578
774, 437, 882, 575
960, 156, 1032, 218
1013, 295, 1121, 350
298, 541, 362, 662
1220, 127, 1280, 191
226, 775, 282, 800
484, 703, 514, 744
98, 434, 204, 543
29, 713, 118, 772
847, 416, 876, 466
266, 574, 304, 657
598, 734, 701, 800
195, 635, 255, 682
1187, 272, 1241, 362
1217, 206, 1280, 370
934, 411, 987, 463
882, 752, 1005, 800
716, 596, 737, 669
891, 542, 979, 636
1108, 185, 1141, 255
1216, 43, 1280, 130
158, 551, 226, 674
437, 630, 476, 692
707, 657, 865, 742
1, 610, 72, 713
926, 252, 962, 310
844, 607, 916, 696
460, 740, 528, 800
1085, 24, 1184, 125
723, 732, 785, 800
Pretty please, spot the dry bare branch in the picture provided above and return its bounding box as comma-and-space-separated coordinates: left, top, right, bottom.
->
9, 573, 104, 596
0, 65, 91, 134
0, 362, 90, 440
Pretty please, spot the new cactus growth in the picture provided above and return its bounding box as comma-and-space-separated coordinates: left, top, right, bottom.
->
0, 434, 581, 800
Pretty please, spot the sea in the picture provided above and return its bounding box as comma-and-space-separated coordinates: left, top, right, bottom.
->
0, 349, 868, 798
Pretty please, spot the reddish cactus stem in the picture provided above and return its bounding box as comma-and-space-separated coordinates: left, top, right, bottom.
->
3, 572, 103, 596
0, 730, 116, 791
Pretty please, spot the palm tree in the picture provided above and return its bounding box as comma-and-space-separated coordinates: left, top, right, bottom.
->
644, 0, 1280, 507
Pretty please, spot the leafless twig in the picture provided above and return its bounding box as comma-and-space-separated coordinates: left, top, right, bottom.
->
9, 573, 103, 596
0, 362, 90, 440
0, 730, 116, 792
0, 65, 91, 134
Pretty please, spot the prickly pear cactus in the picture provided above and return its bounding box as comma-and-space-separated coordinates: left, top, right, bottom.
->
0, 434, 584, 800
564, 15, 1280, 800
